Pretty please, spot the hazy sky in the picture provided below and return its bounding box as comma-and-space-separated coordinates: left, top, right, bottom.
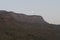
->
0, 0, 60, 24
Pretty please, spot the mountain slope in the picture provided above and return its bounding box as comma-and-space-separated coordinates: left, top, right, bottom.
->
0, 10, 60, 40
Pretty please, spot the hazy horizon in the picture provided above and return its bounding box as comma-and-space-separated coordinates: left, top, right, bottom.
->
0, 0, 60, 24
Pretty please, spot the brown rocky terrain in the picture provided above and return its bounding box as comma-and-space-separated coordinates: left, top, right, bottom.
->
0, 10, 60, 40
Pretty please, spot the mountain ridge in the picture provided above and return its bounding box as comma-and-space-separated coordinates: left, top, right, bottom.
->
0, 10, 47, 24
0, 10, 60, 40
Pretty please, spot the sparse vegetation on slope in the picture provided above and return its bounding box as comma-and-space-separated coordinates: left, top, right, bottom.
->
0, 10, 59, 40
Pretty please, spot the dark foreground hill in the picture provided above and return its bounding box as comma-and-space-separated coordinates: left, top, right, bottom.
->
0, 10, 60, 40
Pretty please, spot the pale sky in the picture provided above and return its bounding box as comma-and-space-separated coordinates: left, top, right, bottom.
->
0, 0, 60, 24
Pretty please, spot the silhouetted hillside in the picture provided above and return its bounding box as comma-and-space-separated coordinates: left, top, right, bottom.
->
0, 10, 60, 40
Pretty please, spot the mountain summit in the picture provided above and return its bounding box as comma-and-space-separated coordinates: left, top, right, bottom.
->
0, 10, 46, 24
